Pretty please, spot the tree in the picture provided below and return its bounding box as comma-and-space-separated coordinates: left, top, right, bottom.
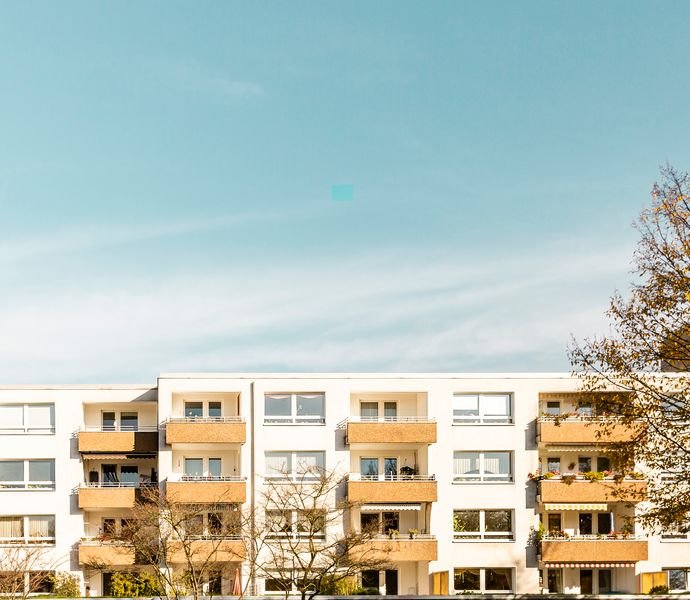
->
570, 165, 690, 532
248, 466, 391, 600
0, 546, 54, 600
107, 487, 244, 600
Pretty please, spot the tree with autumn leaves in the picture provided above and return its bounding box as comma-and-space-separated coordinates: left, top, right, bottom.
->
571, 165, 690, 533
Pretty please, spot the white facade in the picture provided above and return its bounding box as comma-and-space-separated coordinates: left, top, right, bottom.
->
0, 374, 688, 596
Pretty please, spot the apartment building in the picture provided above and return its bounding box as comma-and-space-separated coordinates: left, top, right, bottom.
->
0, 374, 688, 596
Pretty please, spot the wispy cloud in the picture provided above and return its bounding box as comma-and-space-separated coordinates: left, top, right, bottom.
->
0, 239, 634, 382
151, 57, 265, 99
0, 210, 282, 265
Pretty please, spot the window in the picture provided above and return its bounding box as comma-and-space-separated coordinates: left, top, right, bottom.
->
454, 568, 512, 593
453, 451, 513, 483
264, 393, 325, 424
0, 404, 54, 434
360, 458, 379, 479
578, 456, 592, 472
265, 576, 291, 593
264, 451, 325, 480
119, 466, 138, 485
209, 458, 222, 478
184, 402, 203, 418
546, 457, 561, 473
184, 458, 204, 477
544, 401, 561, 416
0, 515, 55, 544
120, 412, 138, 430
208, 402, 222, 418
453, 510, 513, 541
577, 401, 593, 416
453, 394, 512, 424
266, 509, 325, 539
360, 402, 378, 420
665, 569, 690, 591
597, 456, 611, 472
102, 412, 116, 431
0, 460, 55, 490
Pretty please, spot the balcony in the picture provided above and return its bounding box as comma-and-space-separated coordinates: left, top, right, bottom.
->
78, 483, 156, 510
345, 417, 436, 445
167, 538, 246, 563
350, 534, 437, 562
539, 478, 647, 503
167, 477, 247, 504
78, 427, 158, 453
348, 475, 437, 503
537, 417, 641, 446
541, 535, 648, 562
78, 540, 136, 566
165, 417, 246, 445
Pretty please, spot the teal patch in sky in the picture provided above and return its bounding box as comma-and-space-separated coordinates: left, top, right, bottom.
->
331, 184, 354, 202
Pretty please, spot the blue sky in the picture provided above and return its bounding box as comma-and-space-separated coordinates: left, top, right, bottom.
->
1, 1, 689, 382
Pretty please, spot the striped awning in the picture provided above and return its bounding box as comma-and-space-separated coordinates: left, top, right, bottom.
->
547, 563, 635, 568
544, 503, 608, 511
360, 504, 421, 512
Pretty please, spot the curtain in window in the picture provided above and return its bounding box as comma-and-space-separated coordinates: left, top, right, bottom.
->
454, 452, 479, 476
29, 460, 54, 484
360, 402, 378, 419
28, 405, 54, 430
265, 453, 290, 477
484, 452, 510, 476
0, 461, 23, 484
483, 395, 510, 417
265, 395, 291, 417
295, 394, 324, 417
184, 459, 203, 477
0, 517, 22, 539
296, 452, 324, 475
0, 405, 23, 430
28, 516, 54, 540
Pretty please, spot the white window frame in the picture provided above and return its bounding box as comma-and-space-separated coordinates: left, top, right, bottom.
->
453, 451, 514, 483
265, 509, 326, 540
0, 515, 56, 545
264, 451, 325, 481
264, 393, 325, 425
0, 459, 55, 490
453, 509, 514, 541
664, 568, 690, 591
0, 404, 55, 434
100, 410, 140, 431
453, 394, 513, 425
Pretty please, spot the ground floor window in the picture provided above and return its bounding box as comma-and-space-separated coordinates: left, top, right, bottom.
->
665, 568, 690, 592
454, 567, 512, 593
359, 570, 398, 595
547, 568, 562, 593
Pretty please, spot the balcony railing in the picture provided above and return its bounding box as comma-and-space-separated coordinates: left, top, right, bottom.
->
80, 425, 158, 432
80, 481, 158, 489
349, 473, 436, 482
344, 416, 435, 424
177, 475, 245, 482
166, 416, 244, 423
542, 533, 644, 541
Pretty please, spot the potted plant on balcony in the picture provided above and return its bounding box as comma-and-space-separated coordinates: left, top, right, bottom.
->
561, 474, 577, 485
408, 529, 418, 540
387, 529, 399, 540
584, 471, 605, 482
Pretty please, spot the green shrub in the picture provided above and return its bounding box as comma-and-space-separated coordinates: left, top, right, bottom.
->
649, 585, 669, 594
108, 572, 162, 597
49, 573, 80, 597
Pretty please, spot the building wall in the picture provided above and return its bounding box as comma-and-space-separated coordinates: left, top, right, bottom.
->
0, 374, 683, 596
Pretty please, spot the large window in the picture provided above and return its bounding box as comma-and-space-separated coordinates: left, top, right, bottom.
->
665, 569, 690, 592
454, 568, 512, 593
453, 509, 513, 540
264, 393, 325, 424
0, 404, 55, 434
266, 509, 325, 539
0, 460, 55, 490
453, 451, 513, 483
453, 394, 512, 424
265, 451, 325, 480
0, 515, 55, 544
